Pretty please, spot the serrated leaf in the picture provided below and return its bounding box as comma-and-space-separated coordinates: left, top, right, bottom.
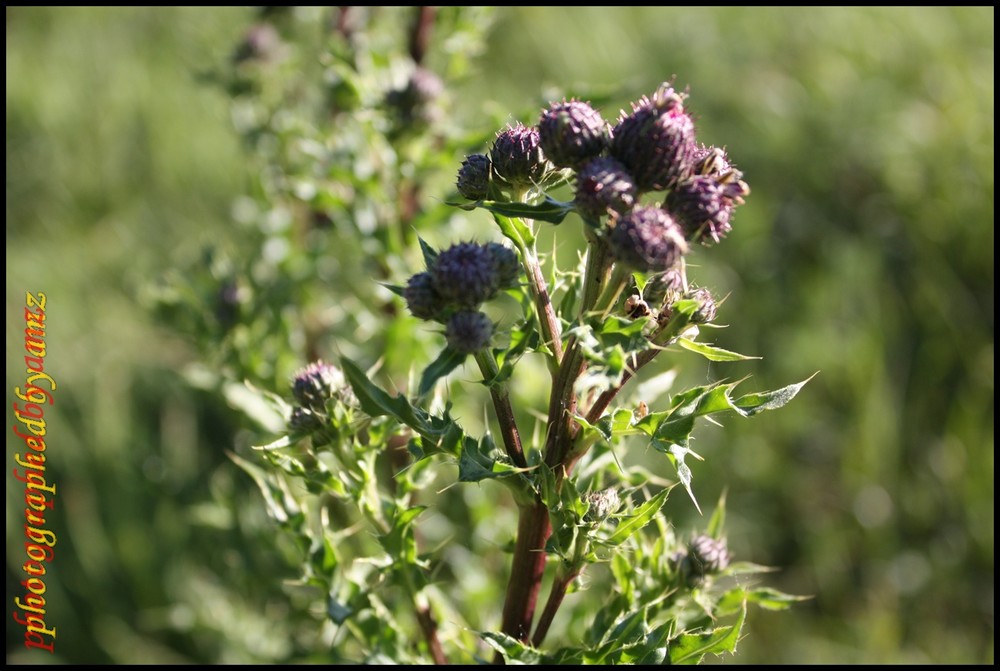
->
605, 488, 670, 547
669, 602, 746, 664
495, 316, 540, 382
706, 491, 727, 538
676, 336, 760, 362
490, 212, 535, 249
480, 631, 545, 664
743, 586, 811, 610
341, 357, 462, 455
732, 374, 816, 416
451, 197, 575, 226
675, 459, 701, 514
223, 380, 288, 433
457, 436, 521, 483
228, 451, 299, 525
253, 434, 296, 451
418, 346, 467, 396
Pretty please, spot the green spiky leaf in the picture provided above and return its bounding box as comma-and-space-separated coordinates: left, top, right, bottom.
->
676, 336, 760, 362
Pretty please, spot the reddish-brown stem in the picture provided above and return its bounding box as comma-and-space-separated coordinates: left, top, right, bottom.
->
543, 338, 585, 467
584, 348, 657, 426
531, 568, 581, 649
408, 6, 436, 65
524, 249, 563, 364
475, 352, 527, 469
497, 501, 551, 658
415, 603, 448, 665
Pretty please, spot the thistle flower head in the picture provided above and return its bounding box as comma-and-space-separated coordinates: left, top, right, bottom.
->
538, 99, 608, 169
485, 242, 521, 290
456, 153, 492, 201
574, 157, 637, 221
584, 488, 622, 522
291, 360, 347, 412
665, 175, 750, 245
445, 310, 494, 354
608, 206, 689, 272
404, 271, 447, 321
692, 144, 735, 179
685, 287, 718, 324
288, 406, 323, 434
233, 23, 283, 64
686, 534, 731, 576
490, 123, 550, 191
610, 84, 697, 193
386, 66, 444, 127
641, 268, 685, 309
431, 242, 502, 307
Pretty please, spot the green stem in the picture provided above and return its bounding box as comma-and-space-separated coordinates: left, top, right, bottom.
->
589, 263, 631, 320
579, 233, 612, 315
474, 350, 527, 469
522, 240, 563, 367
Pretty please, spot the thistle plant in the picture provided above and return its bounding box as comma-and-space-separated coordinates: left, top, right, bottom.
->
154, 9, 810, 664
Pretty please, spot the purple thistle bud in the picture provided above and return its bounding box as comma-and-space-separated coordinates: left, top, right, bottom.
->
538, 99, 608, 169
610, 84, 697, 193
642, 268, 685, 309
574, 157, 637, 221
404, 272, 447, 320
665, 175, 750, 245
233, 23, 283, 64
445, 310, 494, 354
456, 153, 492, 201
431, 242, 501, 307
289, 406, 323, 434
584, 488, 622, 522
490, 123, 550, 191
691, 144, 735, 179
608, 206, 689, 272
386, 66, 444, 127
291, 360, 347, 412
686, 534, 731, 576
685, 287, 718, 324
485, 242, 521, 289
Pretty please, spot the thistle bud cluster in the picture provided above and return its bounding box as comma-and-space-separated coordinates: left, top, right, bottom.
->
288, 360, 355, 435
403, 241, 521, 354
454, 82, 749, 288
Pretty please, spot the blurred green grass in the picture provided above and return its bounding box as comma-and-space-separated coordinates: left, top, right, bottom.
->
6, 6, 993, 664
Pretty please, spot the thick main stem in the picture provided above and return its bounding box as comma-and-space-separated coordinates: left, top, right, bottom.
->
497, 217, 612, 657
497, 501, 551, 650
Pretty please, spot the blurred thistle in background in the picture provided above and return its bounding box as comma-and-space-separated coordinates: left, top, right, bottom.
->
6, 6, 993, 664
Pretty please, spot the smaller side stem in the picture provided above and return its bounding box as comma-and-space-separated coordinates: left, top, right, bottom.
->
522, 245, 563, 366
474, 350, 527, 469
408, 6, 436, 64
583, 307, 695, 426
415, 605, 447, 664
530, 566, 581, 649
